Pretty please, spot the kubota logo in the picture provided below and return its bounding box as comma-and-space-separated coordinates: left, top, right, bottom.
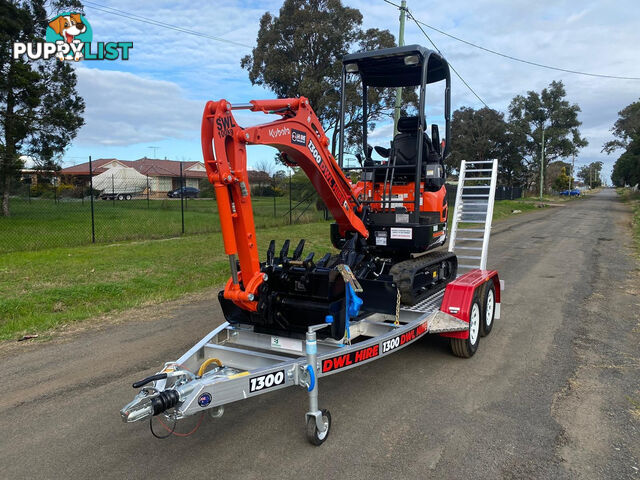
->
268, 127, 290, 138
12, 12, 133, 62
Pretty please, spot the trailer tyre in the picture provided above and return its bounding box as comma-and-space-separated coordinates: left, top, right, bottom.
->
125, 194, 132, 200
117, 194, 124, 201
480, 282, 496, 337
450, 295, 481, 358
306, 409, 331, 446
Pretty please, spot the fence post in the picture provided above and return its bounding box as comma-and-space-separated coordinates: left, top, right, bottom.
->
146, 175, 150, 209
273, 190, 276, 218
89, 155, 95, 243
111, 174, 115, 206
289, 170, 292, 225
180, 161, 185, 234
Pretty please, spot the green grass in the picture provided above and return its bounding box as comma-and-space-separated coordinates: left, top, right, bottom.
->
0, 196, 324, 254
0, 195, 561, 341
617, 188, 640, 254
0, 221, 335, 340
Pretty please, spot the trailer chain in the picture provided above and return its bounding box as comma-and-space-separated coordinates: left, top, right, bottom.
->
394, 288, 401, 326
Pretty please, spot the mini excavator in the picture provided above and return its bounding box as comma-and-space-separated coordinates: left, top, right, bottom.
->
201, 45, 457, 341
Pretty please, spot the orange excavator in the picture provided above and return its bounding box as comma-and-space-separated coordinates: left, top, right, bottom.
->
201, 45, 457, 340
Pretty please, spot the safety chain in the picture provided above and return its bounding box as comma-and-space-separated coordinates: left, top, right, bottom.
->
394, 288, 401, 326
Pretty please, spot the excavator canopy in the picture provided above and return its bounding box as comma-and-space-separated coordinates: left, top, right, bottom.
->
342, 44, 449, 88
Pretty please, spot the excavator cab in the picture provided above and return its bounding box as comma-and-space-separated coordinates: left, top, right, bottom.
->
333, 45, 452, 257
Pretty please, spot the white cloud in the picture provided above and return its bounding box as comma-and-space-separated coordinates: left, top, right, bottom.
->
74, 67, 201, 146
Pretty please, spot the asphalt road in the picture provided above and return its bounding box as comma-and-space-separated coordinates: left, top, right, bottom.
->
1, 189, 638, 479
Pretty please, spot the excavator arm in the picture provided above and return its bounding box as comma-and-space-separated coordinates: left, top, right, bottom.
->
201, 97, 368, 313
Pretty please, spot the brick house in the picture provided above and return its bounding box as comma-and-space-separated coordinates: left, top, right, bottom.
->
60, 157, 207, 194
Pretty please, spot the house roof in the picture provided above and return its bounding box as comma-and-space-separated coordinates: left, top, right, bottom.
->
59, 157, 208, 178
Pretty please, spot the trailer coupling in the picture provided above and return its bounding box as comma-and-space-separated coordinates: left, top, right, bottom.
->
120, 366, 196, 423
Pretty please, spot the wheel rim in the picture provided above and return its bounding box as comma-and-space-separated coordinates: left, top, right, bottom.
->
317, 416, 329, 440
486, 290, 494, 327
469, 303, 480, 344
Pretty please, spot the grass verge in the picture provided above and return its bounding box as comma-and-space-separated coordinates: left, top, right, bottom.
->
617, 188, 640, 254
0, 222, 334, 340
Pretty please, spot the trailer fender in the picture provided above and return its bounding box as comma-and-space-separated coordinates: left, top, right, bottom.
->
438, 269, 500, 339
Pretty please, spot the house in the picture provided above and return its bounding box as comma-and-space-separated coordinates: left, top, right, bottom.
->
60, 157, 207, 195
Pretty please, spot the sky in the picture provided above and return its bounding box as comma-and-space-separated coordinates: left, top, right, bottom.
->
60, 0, 640, 183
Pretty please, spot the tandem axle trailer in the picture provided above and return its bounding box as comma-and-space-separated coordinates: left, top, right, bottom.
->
121, 159, 502, 444
121, 268, 501, 445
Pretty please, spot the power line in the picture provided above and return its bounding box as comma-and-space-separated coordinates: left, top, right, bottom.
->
82, 1, 253, 49
382, 0, 640, 81
406, 9, 489, 107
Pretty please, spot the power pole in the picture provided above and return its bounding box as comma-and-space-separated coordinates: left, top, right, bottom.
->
539, 127, 545, 200
570, 152, 575, 190
392, 0, 407, 137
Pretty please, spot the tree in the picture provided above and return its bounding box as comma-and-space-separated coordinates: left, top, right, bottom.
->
603, 99, 640, 187
552, 166, 571, 191
241, 0, 414, 156
447, 106, 527, 186
602, 99, 640, 154
508, 80, 587, 192
577, 161, 603, 188
610, 140, 640, 187
1, 0, 85, 216
448, 107, 508, 170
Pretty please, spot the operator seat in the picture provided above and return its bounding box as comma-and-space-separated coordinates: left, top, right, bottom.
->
393, 116, 445, 190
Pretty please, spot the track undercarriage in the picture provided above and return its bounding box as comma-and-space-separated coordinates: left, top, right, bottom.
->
219, 235, 458, 341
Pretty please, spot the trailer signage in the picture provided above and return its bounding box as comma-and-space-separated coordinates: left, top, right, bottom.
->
381, 322, 428, 354
322, 344, 379, 373
249, 370, 285, 393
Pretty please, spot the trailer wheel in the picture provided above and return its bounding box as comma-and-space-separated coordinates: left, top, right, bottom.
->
125, 194, 132, 200
117, 194, 124, 201
306, 409, 331, 446
480, 282, 496, 337
450, 295, 481, 358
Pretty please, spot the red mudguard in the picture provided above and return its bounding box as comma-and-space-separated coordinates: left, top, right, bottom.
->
438, 269, 501, 339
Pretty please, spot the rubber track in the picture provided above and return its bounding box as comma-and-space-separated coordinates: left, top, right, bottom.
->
389, 251, 458, 305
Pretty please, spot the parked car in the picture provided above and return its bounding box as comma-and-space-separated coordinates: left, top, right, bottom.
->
559, 189, 580, 196
167, 186, 199, 198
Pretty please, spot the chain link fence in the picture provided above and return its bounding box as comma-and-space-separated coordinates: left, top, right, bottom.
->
2, 164, 326, 254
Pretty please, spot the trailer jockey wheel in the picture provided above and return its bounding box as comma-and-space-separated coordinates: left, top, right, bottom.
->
306, 409, 331, 446
450, 294, 481, 358
480, 282, 496, 337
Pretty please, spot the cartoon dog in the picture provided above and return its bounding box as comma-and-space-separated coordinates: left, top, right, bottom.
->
48, 13, 86, 61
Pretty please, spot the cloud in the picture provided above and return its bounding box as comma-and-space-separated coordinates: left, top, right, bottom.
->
74, 67, 201, 146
